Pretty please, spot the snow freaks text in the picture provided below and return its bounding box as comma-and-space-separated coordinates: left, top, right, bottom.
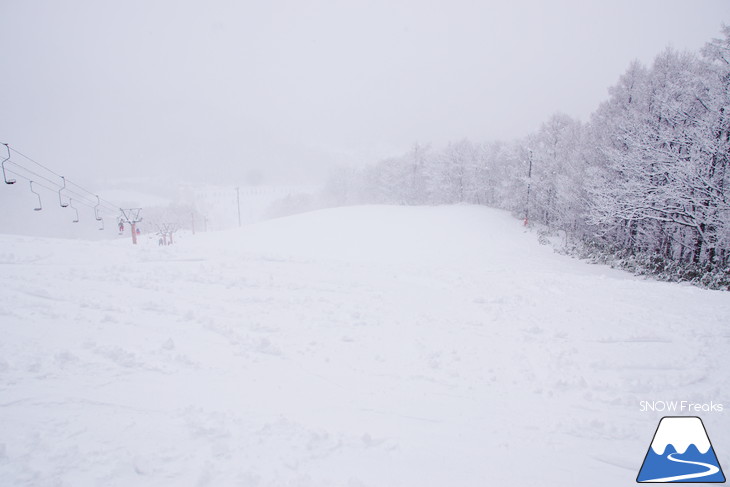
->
639, 401, 724, 413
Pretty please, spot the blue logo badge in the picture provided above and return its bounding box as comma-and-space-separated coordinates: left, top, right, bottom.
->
637, 416, 725, 483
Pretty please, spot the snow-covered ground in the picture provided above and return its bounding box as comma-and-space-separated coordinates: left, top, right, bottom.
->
0, 205, 728, 486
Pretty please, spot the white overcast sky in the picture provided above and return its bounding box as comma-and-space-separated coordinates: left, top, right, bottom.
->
1, 0, 729, 185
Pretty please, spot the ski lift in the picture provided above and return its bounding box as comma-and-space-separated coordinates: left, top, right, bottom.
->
94, 195, 102, 220
94, 195, 104, 230
68, 198, 79, 223
58, 176, 69, 207
29, 181, 42, 211
2, 143, 15, 185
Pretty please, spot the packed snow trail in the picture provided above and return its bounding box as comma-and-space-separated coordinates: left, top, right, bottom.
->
0, 205, 728, 486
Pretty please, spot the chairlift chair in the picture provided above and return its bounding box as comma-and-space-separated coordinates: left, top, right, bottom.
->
94, 195, 104, 230
68, 199, 79, 223
29, 181, 42, 211
58, 176, 69, 207
2, 143, 15, 184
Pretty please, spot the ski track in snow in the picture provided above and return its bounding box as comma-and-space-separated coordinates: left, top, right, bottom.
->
0, 205, 728, 486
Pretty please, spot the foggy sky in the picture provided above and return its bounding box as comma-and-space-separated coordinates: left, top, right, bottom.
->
1, 0, 729, 186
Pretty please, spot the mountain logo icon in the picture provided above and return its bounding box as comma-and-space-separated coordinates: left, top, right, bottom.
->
637, 416, 726, 483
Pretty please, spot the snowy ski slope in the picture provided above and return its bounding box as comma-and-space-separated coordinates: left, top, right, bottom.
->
0, 205, 728, 486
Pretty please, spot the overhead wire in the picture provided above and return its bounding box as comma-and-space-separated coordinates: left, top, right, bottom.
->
4, 168, 107, 212
3, 143, 123, 213
7, 144, 120, 211
2, 143, 125, 230
5, 160, 107, 210
9, 146, 64, 179
10, 146, 121, 210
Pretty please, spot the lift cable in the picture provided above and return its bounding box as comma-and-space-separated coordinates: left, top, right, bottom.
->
3, 144, 122, 212
7, 161, 113, 213
4, 167, 106, 212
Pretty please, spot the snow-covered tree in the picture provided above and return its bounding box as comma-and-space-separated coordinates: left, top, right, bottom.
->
320, 27, 730, 287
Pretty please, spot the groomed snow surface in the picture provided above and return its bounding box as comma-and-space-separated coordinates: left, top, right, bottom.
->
1, 205, 728, 486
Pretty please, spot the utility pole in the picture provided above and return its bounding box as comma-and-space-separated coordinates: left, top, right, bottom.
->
120, 208, 143, 245
525, 149, 533, 226
236, 186, 241, 227
191, 212, 195, 235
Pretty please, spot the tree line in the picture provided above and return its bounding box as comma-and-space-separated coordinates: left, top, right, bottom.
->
322, 27, 730, 289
